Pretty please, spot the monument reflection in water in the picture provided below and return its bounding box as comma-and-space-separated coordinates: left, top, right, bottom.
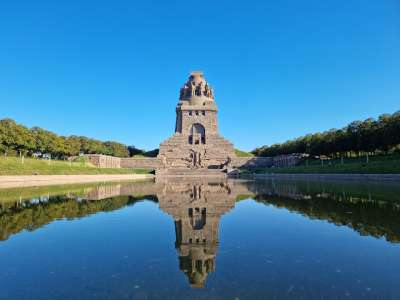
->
1, 178, 400, 298
0, 178, 247, 289
158, 179, 238, 288
89, 178, 244, 288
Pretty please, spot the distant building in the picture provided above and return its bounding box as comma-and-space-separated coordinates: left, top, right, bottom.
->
42, 153, 51, 160
32, 152, 51, 159
32, 152, 42, 158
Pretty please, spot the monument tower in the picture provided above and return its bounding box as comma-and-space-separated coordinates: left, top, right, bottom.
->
157, 72, 236, 175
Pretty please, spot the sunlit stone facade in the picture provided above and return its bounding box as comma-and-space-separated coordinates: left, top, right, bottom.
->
157, 72, 236, 175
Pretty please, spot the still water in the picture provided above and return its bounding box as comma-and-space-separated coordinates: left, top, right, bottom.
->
0, 178, 399, 300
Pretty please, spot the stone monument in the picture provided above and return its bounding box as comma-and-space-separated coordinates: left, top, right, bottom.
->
157, 72, 236, 176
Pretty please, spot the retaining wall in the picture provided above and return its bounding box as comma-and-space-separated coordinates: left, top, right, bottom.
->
86, 154, 121, 168
84, 155, 297, 170
120, 157, 162, 169
231, 157, 272, 168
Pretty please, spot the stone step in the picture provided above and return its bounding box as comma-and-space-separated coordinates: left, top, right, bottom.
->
156, 168, 227, 177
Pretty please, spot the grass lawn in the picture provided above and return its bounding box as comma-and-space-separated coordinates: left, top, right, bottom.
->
242, 155, 400, 174
0, 157, 153, 175
235, 149, 254, 157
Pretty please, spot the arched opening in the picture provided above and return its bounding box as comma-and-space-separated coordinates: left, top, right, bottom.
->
189, 123, 205, 145
188, 207, 207, 230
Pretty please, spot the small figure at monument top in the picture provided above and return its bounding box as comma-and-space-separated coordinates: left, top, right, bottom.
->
157, 71, 236, 176
179, 71, 214, 101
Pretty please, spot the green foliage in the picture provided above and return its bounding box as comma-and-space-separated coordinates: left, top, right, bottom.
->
0, 181, 157, 240
142, 149, 159, 157
31, 127, 66, 157
1, 180, 399, 243
131, 148, 159, 157
128, 145, 144, 156
235, 149, 254, 157
0, 157, 152, 175
0, 119, 35, 155
0, 194, 155, 241
244, 154, 400, 174
254, 180, 400, 243
0, 118, 130, 159
252, 111, 400, 158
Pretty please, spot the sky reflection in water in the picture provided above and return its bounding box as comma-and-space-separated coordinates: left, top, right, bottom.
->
0, 178, 399, 300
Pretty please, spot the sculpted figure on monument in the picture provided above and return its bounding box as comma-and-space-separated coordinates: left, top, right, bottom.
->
191, 81, 196, 96
209, 87, 214, 99
188, 150, 206, 169
200, 81, 206, 96
189, 151, 200, 169
180, 84, 188, 99
222, 156, 232, 170
204, 84, 210, 97
190, 151, 196, 169
184, 153, 195, 169
197, 151, 203, 168
195, 82, 202, 96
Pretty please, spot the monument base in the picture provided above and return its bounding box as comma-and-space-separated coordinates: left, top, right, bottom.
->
155, 168, 227, 177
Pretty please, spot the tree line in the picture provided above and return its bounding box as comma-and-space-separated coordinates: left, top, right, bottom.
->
0, 118, 144, 158
0, 194, 156, 241
252, 111, 400, 158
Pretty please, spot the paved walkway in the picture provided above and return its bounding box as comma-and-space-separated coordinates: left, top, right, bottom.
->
0, 174, 154, 189
251, 173, 400, 182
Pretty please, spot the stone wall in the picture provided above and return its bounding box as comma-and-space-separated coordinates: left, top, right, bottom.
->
85, 154, 121, 168
122, 156, 274, 171
83, 154, 302, 170
231, 157, 272, 169
84, 154, 301, 170
231, 155, 304, 169
272, 154, 304, 167
120, 157, 162, 169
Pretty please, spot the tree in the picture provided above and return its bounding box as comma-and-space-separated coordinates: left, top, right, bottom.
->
0, 119, 35, 155
251, 110, 400, 158
128, 146, 144, 157
0, 118, 137, 158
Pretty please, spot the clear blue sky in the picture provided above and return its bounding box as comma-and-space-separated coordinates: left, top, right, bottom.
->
1, 0, 399, 151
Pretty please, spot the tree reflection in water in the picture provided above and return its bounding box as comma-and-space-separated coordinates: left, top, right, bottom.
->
0, 178, 399, 288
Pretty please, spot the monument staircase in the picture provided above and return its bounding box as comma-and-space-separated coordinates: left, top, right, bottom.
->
156, 167, 227, 177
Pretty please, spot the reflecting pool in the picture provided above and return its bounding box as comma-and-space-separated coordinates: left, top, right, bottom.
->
0, 178, 399, 299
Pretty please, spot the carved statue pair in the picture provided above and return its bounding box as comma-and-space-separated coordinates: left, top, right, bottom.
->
179, 82, 214, 99
188, 150, 204, 169
160, 152, 231, 171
